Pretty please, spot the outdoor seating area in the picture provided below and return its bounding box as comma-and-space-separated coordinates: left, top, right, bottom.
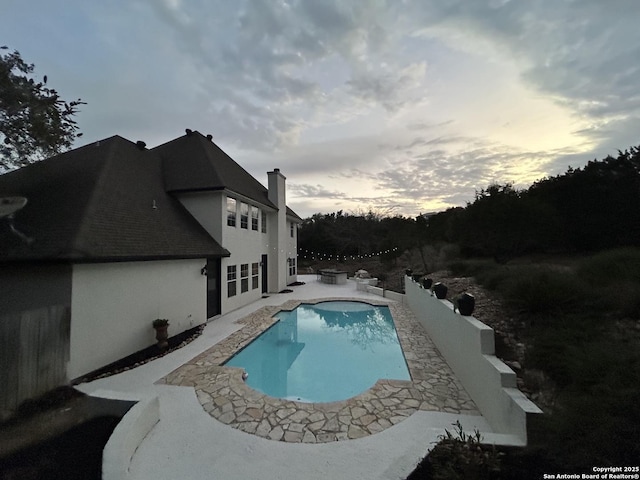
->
317, 268, 348, 285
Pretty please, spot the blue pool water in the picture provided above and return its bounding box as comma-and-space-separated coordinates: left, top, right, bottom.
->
224, 301, 410, 403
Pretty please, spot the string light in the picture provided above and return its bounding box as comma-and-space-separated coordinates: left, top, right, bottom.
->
298, 247, 399, 261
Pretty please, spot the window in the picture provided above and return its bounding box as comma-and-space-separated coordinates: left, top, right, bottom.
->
240, 202, 249, 229
290, 222, 295, 238
227, 197, 236, 227
251, 206, 259, 231
288, 258, 296, 276
241, 263, 249, 293
227, 265, 237, 297
261, 210, 267, 233
252, 262, 259, 289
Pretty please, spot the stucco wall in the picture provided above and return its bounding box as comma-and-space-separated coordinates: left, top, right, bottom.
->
404, 276, 542, 444
176, 191, 224, 245
178, 189, 274, 313
220, 256, 265, 313
69, 259, 206, 379
286, 219, 298, 285
221, 196, 270, 312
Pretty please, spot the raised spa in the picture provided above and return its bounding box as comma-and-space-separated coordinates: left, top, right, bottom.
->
225, 301, 411, 403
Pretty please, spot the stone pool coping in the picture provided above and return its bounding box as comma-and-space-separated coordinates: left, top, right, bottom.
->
158, 297, 479, 443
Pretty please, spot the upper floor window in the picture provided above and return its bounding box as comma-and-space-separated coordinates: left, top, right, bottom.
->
290, 222, 295, 238
240, 202, 249, 229
227, 197, 236, 227
261, 210, 267, 233
251, 206, 259, 231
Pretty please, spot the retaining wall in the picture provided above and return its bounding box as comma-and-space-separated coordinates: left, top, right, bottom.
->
355, 279, 406, 303
404, 276, 541, 445
98, 390, 160, 480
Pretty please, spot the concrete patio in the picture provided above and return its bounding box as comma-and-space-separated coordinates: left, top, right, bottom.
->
77, 275, 497, 480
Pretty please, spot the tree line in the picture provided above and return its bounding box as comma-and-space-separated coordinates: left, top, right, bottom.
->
1, 47, 85, 171
299, 146, 640, 263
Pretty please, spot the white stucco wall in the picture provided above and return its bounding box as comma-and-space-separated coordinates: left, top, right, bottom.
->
220, 196, 271, 312
174, 180, 298, 313
69, 259, 206, 379
404, 276, 542, 444
176, 191, 224, 244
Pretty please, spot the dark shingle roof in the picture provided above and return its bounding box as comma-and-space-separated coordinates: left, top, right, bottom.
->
0, 136, 229, 263
155, 131, 302, 221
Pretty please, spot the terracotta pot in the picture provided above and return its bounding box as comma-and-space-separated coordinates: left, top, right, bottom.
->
154, 325, 169, 350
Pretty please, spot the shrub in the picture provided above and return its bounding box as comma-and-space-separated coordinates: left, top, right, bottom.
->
576, 247, 640, 286
448, 259, 498, 278
502, 268, 588, 315
426, 421, 503, 480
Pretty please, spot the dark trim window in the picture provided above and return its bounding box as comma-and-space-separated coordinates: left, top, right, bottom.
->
227, 197, 236, 227
261, 210, 267, 233
240, 202, 249, 229
227, 265, 237, 297
288, 258, 296, 276
252, 262, 259, 289
251, 206, 259, 231
290, 222, 295, 238
241, 263, 249, 293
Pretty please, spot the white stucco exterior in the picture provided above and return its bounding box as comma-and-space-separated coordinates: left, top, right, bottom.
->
68, 259, 206, 379
68, 169, 299, 378
175, 170, 298, 314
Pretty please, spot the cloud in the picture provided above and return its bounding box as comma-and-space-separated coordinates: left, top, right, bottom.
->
288, 184, 346, 200
4, 0, 639, 219
347, 62, 427, 113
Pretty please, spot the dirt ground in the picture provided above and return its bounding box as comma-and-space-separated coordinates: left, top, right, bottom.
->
0, 387, 133, 480
0, 325, 204, 480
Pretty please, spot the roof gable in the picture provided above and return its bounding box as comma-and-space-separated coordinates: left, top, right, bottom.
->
155, 131, 277, 210
0, 136, 229, 262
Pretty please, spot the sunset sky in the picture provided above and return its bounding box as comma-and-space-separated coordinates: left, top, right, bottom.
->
2, 0, 639, 218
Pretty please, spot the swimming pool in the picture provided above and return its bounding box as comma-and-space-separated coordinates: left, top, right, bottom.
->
224, 301, 411, 403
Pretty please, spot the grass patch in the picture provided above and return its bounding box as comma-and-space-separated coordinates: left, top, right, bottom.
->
576, 247, 640, 286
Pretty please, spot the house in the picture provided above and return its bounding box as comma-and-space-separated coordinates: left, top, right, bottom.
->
0, 130, 301, 401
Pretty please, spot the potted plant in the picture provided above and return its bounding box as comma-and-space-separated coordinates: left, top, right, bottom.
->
422, 277, 433, 289
152, 319, 170, 350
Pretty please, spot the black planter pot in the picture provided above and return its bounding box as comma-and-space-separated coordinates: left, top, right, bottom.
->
455, 293, 475, 316
412, 274, 423, 282
422, 278, 433, 289
405, 268, 413, 276
432, 282, 447, 299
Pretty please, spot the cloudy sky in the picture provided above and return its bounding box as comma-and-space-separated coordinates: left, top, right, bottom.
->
2, 0, 639, 218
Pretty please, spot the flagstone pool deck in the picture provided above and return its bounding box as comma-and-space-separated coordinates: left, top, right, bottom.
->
78, 275, 496, 480
158, 298, 479, 443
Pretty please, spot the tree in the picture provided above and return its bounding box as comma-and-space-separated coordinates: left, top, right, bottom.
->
0, 46, 85, 171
